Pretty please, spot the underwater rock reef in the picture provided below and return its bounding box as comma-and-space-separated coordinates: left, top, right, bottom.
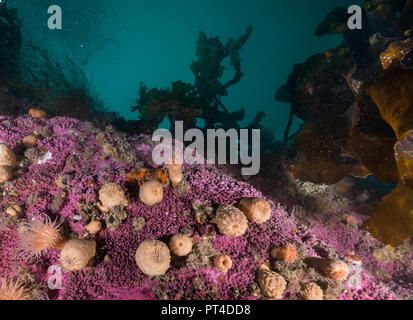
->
0, 1, 412, 301
0, 113, 412, 300
277, 0, 413, 246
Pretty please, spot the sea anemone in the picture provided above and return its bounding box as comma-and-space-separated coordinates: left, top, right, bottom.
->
186, 238, 217, 269
213, 204, 248, 238
135, 240, 171, 277
306, 257, 349, 280
270, 244, 297, 263
0, 143, 17, 167
59, 239, 96, 271
166, 154, 183, 187
299, 282, 323, 300
28, 108, 47, 119
97, 183, 128, 212
0, 165, 13, 183
0, 278, 31, 300
139, 180, 164, 206
85, 221, 102, 234
257, 265, 286, 299
238, 197, 271, 224
344, 214, 358, 227
19, 214, 64, 258
169, 234, 193, 256
213, 254, 233, 273
5, 204, 22, 218
321, 259, 349, 280
22, 134, 38, 148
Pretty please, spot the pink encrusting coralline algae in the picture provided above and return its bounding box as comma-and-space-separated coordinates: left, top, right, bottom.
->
0, 114, 412, 300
